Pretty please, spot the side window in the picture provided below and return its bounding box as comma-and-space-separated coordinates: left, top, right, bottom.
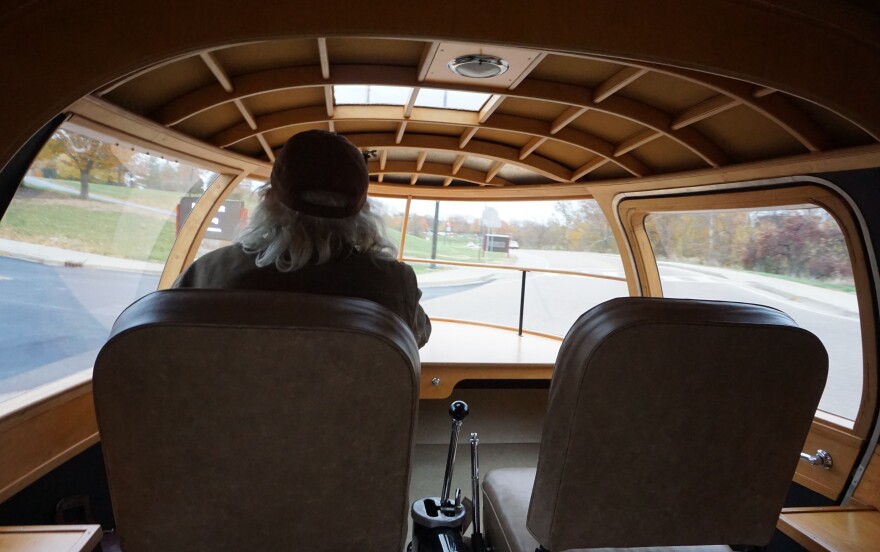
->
0, 127, 218, 406
646, 207, 860, 422
621, 186, 872, 431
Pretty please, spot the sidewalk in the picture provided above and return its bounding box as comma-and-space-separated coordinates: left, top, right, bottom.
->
0, 239, 165, 275
0, 239, 492, 287
659, 261, 859, 318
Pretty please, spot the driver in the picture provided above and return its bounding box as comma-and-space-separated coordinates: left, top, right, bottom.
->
173, 130, 431, 347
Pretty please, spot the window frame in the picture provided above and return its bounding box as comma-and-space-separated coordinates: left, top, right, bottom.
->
616, 182, 877, 500
618, 183, 876, 437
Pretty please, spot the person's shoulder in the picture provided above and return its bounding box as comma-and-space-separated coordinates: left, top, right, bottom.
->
194, 243, 252, 266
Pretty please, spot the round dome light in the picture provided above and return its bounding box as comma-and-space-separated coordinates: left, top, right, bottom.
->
447, 55, 510, 78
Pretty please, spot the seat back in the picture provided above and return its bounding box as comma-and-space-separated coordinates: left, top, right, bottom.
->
94, 290, 420, 552
527, 297, 827, 550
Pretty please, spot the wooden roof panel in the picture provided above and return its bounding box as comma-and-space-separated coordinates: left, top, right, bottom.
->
496, 97, 565, 123
245, 88, 326, 117
693, 103, 806, 163
103, 56, 216, 115
326, 37, 425, 66
568, 110, 645, 144
527, 54, 626, 88
787, 96, 875, 148
631, 135, 705, 173
211, 39, 321, 77
175, 102, 243, 140
620, 71, 718, 114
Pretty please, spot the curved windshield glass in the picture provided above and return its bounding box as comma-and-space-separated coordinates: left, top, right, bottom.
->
402, 199, 627, 336
0, 126, 218, 406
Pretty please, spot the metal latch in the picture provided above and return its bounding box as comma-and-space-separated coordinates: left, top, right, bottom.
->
800, 449, 833, 469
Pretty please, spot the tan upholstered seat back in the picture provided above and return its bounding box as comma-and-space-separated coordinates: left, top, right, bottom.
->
527, 298, 828, 550
94, 290, 420, 552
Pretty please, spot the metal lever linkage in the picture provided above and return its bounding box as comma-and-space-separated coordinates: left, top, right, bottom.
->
800, 449, 833, 469
441, 400, 469, 508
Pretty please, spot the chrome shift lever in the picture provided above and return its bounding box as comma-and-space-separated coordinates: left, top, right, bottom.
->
440, 400, 469, 508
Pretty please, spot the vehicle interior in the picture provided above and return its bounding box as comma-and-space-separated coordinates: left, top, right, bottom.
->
0, 1, 879, 550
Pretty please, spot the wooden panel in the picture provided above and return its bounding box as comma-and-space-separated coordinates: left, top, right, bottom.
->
778, 508, 880, 552
794, 421, 864, 501
0, 386, 99, 504
853, 446, 880, 509
421, 364, 552, 399
0, 525, 102, 552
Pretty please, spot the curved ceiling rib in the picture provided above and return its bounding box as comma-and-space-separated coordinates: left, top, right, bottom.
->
209, 106, 651, 177
152, 64, 727, 168
569, 54, 833, 152
334, 133, 571, 182
369, 160, 511, 187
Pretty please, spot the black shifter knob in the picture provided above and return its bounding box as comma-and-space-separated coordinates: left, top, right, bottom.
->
449, 400, 469, 421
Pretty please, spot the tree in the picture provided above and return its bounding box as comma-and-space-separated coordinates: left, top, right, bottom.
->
40, 130, 120, 199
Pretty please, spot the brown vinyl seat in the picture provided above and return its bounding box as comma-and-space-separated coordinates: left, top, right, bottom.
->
482, 297, 828, 552
93, 289, 420, 552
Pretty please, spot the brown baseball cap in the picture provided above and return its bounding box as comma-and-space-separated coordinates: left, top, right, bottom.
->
270, 130, 369, 218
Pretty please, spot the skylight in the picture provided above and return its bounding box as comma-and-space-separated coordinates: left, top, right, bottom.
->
333, 85, 491, 112
414, 89, 491, 111
334, 85, 412, 105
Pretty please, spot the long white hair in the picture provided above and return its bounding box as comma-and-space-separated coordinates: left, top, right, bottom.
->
238, 186, 398, 272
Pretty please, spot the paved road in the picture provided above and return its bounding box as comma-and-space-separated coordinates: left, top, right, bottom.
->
0, 249, 863, 420
0, 257, 159, 401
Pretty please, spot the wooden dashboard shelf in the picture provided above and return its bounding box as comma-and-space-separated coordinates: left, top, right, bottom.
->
777, 506, 880, 552
0, 525, 102, 552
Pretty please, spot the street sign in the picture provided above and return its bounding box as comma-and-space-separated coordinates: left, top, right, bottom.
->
177, 198, 246, 241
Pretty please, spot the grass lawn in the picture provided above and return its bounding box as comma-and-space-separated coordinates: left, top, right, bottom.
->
0, 196, 176, 263
33, 178, 187, 211
386, 228, 515, 265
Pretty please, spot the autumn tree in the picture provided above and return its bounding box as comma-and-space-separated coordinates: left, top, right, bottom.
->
38, 130, 120, 199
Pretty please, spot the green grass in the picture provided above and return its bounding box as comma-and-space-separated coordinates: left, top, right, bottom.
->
33, 179, 185, 211
755, 270, 856, 294
386, 228, 515, 265
0, 197, 176, 262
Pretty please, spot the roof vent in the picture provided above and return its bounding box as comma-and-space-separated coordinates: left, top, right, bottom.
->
447, 55, 509, 79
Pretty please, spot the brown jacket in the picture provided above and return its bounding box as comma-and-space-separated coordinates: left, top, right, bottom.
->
173, 244, 431, 347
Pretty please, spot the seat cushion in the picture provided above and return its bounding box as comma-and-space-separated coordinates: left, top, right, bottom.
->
482, 468, 733, 552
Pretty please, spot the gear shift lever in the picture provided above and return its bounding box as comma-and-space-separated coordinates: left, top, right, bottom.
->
440, 400, 469, 510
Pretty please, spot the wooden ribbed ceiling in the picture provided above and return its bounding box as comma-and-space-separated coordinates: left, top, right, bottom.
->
95, 36, 875, 190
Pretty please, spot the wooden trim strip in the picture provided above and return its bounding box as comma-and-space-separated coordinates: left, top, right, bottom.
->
395, 121, 407, 143
459, 126, 478, 148
452, 154, 465, 174
317, 37, 330, 80
520, 136, 546, 160
379, 148, 387, 170
417, 41, 440, 82
593, 66, 647, 103
479, 94, 506, 123
256, 134, 275, 161
404, 86, 420, 118
369, 160, 511, 187
614, 129, 661, 157
672, 95, 740, 130
571, 157, 608, 180
550, 106, 587, 134
486, 160, 504, 183
152, 64, 726, 167
323, 85, 334, 117
416, 150, 427, 171
199, 51, 234, 93
508, 52, 547, 90
233, 99, 257, 130
346, 132, 570, 182
209, 105, 651, 178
